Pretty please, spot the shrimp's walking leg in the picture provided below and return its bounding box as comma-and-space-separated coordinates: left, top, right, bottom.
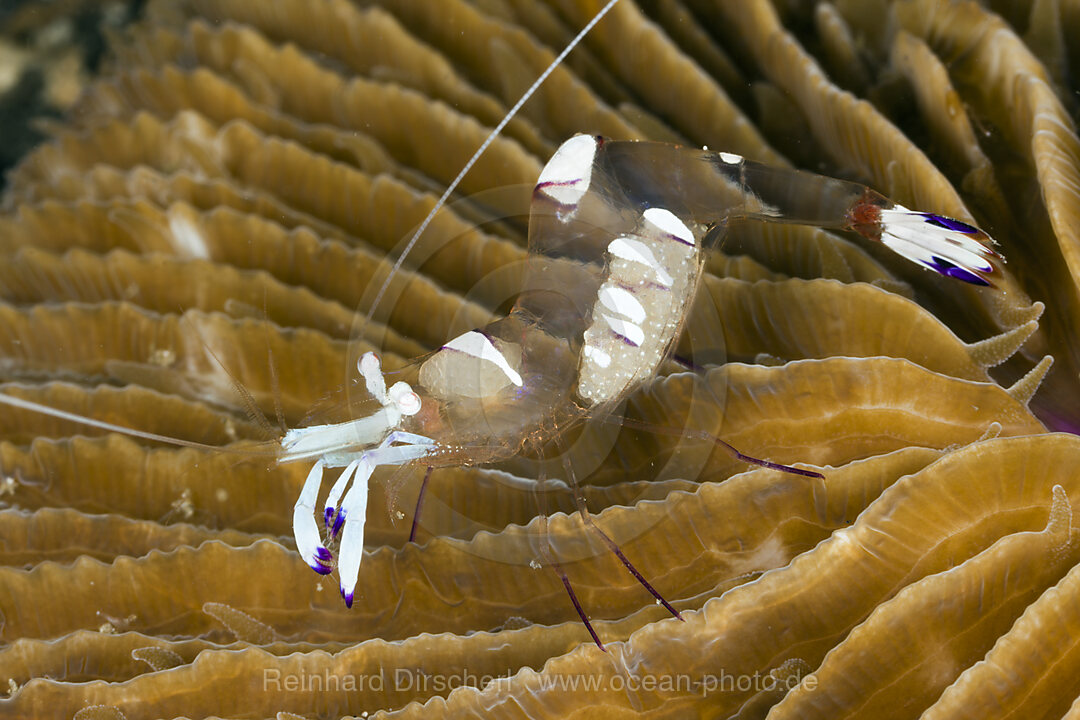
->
339, 440, 434, 606
555, 438, 683, 621
409, 465, 434, 543
294, 459, 333, 575
531, 469, 605, 651
609, 415, 825, 479
710, 436, 824, 478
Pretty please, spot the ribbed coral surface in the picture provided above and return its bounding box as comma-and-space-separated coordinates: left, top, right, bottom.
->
2, 1, 1080, 718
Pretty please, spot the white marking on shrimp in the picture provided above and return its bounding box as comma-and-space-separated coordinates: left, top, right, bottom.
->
583, 344, 612, 368
601, 314, 646, 347
643, 207, 695, 246
536, 134, 598, 210
598, 286, 647, 324
444, 331, 524, 387
718, 152, 743, 165
607, 236, 675, 287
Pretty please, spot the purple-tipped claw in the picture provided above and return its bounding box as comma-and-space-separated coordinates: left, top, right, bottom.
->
341, 588, 354, 608
324, 506, 335, 528
308, 546, 333, 575
293, 464, 334, 578
332, 509, 347, 537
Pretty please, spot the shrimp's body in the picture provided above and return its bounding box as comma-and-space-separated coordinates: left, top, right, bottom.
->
284, 134, 1004, 607
0, 0, 1007, 649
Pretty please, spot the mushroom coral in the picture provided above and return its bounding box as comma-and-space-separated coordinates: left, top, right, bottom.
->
1, 0, 1079, 717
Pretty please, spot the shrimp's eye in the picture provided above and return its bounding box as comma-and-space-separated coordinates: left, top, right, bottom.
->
388, 382, 422, 415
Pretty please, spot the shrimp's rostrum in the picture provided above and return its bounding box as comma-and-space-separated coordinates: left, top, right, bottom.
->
284, 134, 1005, 606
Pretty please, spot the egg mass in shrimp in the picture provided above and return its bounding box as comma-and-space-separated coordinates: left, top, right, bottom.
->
578, 206, 701, 404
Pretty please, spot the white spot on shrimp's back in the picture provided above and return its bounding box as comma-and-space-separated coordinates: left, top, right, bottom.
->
583, 345, 611, 369
419, 331, 524, 401
535, 134, 598, 210
600, 314, 645, 347
444, 331, 524, 387
718, 152, 743, 165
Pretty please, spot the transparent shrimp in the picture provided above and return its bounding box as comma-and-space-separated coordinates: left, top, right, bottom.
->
0, 1, 1007, 650
0, 127, 1004, 647
282, 133, 1005, 631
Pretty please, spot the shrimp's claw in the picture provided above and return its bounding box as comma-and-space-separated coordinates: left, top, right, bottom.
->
322, 458, 361, 536
336, 476, 369, 608
318, 440, 437, 606
872, 204, 1004, 287
293, 460, 333, 574
331, 508, 347, 537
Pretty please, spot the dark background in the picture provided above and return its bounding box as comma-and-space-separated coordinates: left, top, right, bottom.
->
0, 0, 143, 188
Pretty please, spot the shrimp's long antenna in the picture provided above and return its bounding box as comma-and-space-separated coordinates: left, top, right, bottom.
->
184, 313, 277, 440
361, 0, 622, 329
0, 391, 276, 456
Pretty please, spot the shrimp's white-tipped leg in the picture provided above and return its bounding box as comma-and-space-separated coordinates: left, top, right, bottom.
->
877, 205, 1002, 287
293, 460, 332, 575
330, 441, 436, 606
336, 457, 373, 607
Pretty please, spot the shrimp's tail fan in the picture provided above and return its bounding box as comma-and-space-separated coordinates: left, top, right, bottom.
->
871, 205, 1005, 288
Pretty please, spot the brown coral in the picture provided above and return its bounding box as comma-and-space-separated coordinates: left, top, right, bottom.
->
1, 0, 1079, 718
